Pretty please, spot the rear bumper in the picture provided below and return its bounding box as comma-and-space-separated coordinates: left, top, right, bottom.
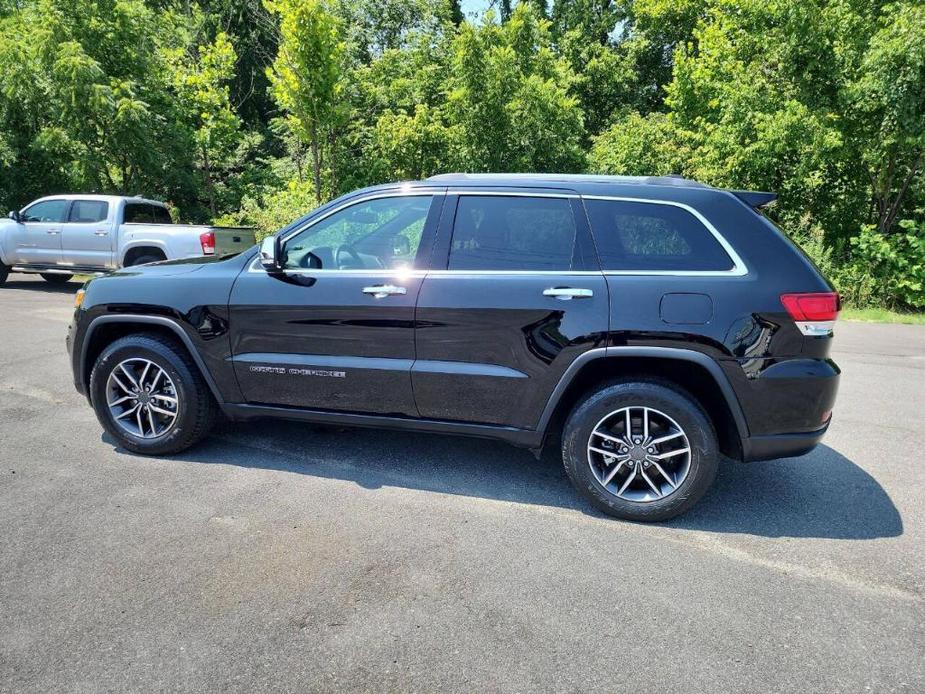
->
741, 421, 830, 462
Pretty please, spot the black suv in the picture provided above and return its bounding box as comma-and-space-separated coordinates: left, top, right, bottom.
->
67, 174, 840, 521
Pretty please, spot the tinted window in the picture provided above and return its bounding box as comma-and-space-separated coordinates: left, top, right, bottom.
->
123, 203, 172, 224
449, 196, 577, 271
585, 199, 734, 271
68, 200, 109, 223
282, 195, 433, 270
22, 200, 69, 223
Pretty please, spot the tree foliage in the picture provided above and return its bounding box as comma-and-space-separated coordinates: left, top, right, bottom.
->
0, 0, 924, 308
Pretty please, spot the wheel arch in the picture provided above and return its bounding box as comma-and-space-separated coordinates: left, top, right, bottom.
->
121, 244, 168, 267
80, 315, 225, 405
538, 347, 749, 461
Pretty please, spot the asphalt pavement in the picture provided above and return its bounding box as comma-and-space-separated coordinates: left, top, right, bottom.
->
1, 274, 923, 693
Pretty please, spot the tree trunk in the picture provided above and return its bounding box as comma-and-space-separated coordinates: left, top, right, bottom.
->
878, 153, 923, 234
310, 122, 322, 204
203, 146, 217, 217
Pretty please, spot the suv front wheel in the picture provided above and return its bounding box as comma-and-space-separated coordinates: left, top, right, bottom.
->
562, 381, 719, 522
89, 334, 218, 455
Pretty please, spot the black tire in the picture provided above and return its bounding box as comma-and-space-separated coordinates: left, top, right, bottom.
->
127, 254, 164, 267
89, 333, 218, 455
40, 273, 73, 284
561, 380, 719, 522
0, 262, 8, 287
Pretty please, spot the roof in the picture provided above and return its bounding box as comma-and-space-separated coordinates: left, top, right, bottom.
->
26, 194, 166, 206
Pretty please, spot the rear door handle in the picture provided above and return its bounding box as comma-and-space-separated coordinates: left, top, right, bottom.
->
362, 284, 407, 298
543, 287, 593, 300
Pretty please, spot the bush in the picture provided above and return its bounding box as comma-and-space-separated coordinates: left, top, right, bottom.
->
214, 179, 317, 241
840, 222, 925, 309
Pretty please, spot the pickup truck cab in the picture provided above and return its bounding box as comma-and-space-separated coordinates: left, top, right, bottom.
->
0, 194, 255, 285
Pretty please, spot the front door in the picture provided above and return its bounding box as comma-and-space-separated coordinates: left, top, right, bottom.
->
229, 190, 444, 415
60, 199, 113, 268
12, 199, 69, 265
412, 191, 609, 430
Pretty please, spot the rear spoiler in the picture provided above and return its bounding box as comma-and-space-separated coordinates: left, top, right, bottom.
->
730, 190, 778, 209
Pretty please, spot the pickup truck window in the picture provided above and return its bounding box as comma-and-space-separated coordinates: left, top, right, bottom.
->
68, 200, 109, 223
123, 202, 172, 224
22, 200, 69, 223
448, 195, 578, 271
283, 195, 433, 271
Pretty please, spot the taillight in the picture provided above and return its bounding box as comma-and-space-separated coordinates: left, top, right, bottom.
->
780, 292, 839, 336
199, 230, 215, 255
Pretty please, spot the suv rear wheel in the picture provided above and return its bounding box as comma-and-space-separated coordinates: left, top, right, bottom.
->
562, 381, 718, 522
89, 334, 218, 455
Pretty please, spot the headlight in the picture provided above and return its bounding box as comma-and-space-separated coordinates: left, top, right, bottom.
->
74, 289, 86, 309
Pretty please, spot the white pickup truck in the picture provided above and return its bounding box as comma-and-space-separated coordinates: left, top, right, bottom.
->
0, 194, 255, 285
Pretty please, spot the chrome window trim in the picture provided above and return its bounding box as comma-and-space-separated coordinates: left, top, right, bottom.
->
581, 195, 748, 277
249, 189, 747, 278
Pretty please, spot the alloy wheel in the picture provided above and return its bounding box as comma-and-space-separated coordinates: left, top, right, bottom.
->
587, 406, 692, 503
105, 358, 180, 439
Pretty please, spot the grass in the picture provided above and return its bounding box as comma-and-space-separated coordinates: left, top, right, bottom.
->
841, 307, 925, 325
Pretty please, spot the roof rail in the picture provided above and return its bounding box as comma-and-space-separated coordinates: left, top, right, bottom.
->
425, 173, 709, 188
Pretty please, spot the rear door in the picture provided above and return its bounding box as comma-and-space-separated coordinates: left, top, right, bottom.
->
61, 199, 113, 268
412, 189, 608, 430
228, 190, 444, 415
12, 199, 69, 265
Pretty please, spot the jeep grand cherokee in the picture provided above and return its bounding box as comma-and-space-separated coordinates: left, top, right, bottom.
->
67, 174, 840, 521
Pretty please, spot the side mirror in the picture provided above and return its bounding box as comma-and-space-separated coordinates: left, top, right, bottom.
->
259, 236, 283, 273
8, 210, 21, 223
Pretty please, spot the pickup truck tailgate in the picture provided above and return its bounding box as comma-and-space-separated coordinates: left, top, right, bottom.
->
212, 227, 257, 255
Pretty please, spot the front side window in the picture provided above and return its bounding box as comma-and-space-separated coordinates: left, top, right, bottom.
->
22, 200, 69, 223
282, 195, 433, 271
585, 199, 734, 271
68, 200, 109, 223
448, 195, 578, 271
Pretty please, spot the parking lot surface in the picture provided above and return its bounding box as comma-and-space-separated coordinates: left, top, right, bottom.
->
1, 274, 923, 693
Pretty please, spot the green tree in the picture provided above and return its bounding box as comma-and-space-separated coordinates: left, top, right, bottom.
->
167, 32, 242, 215
265, 0, 345, 203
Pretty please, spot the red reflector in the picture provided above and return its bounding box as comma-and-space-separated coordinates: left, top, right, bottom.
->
780, 292, 840, 321
199, 231, 215, 255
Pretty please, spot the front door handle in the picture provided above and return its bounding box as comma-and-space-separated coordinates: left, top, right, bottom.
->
543, 287, 594, 300
94, 229, 109, 236
46, 228, 61, 235
362, 284, 407, 299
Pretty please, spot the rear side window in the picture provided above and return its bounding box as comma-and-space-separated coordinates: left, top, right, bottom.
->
68, 200, 109, 223
123, 203, 172, 224
585, 199, 734, 271
449, 195, 579, 271
21, 200, 69, 223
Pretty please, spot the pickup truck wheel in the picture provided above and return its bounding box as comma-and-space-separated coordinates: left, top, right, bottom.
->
561, 381, 719, 522
89, 334, 218, 455
0, 262, 8, 286
40, 273, 73, 284
127, 254, 164, 267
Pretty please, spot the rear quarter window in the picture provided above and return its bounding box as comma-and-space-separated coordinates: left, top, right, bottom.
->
123, 202, 172, 224
584, 199, 734, 272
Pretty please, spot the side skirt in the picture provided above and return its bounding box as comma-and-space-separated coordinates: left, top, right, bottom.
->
221, 402, 545, 450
